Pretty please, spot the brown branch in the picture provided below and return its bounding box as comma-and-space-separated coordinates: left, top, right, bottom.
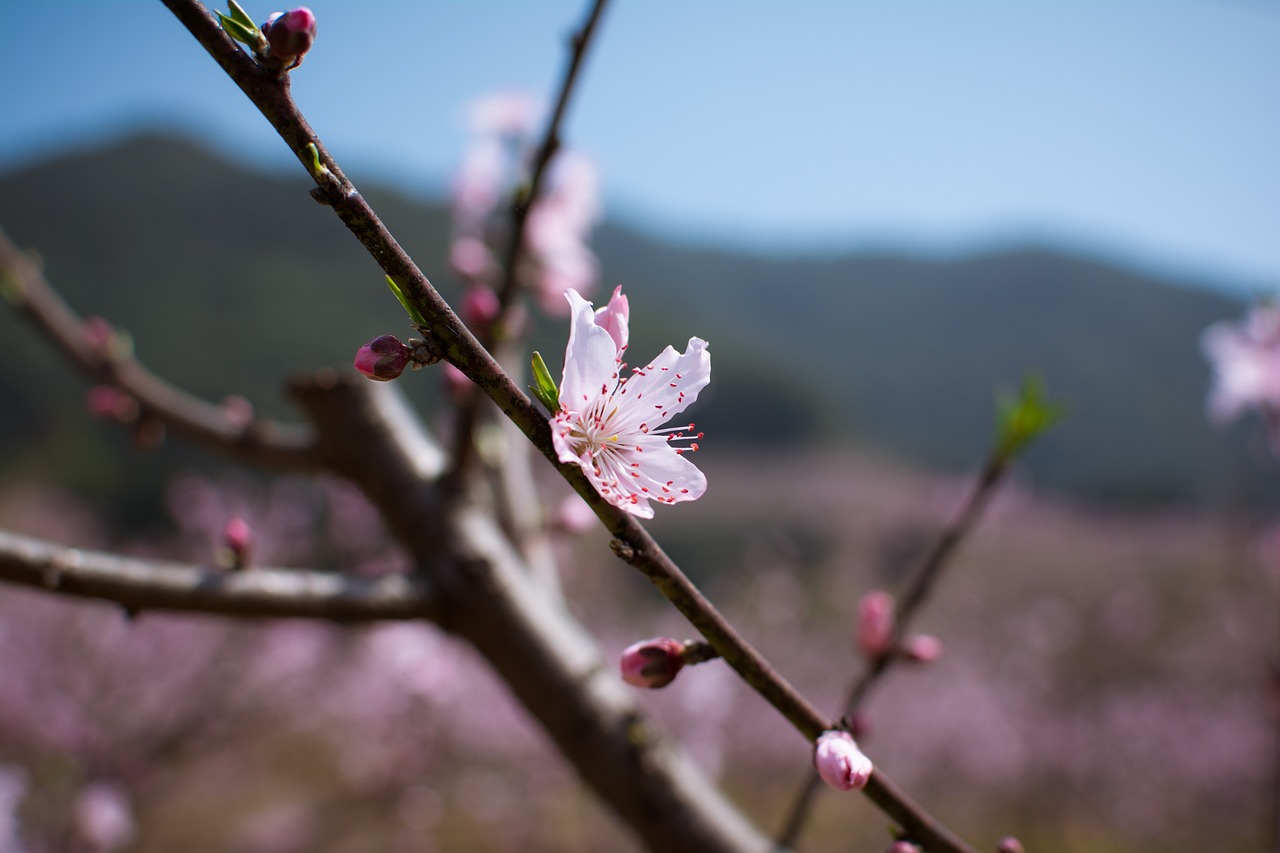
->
0, 227, 317, 472
291, 374, 770, 853
152, 4, 978, 849
0, 528, 437, 621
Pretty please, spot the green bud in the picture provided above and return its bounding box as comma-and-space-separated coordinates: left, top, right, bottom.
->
994, 373, 1065, 463
529, 351, 560, 413
303, 143, 330, 179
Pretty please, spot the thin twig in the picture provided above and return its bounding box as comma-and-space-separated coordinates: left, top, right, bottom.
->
774, 455, 1008, 850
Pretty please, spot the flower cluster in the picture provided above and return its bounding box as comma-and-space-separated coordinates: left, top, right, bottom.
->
1201, 301, 1280, 424
551, 288, 708, 518
450, 91, 601, 313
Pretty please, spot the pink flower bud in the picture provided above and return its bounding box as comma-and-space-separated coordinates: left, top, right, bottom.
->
996, 838, 1025, 853
221, 395, 255, 431
886, 842, 920, 853
814, 730, 873, 792
593, 285, 629, 353
354, 335, 411, 381
901, 633, 943, 663
553, 494, 597, 534
619, 638, 686, 689
450, 237, 494, 281
82, 316, 114, 353
856, 589, 896, 659
263, 7, 316, 65
223, 517, 253, 570
86, 385, 139, 424
442, 362, 475, 400
461, 283, 501, 332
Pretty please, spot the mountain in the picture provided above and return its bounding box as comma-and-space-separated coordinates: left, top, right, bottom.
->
0, 133, 1265, 521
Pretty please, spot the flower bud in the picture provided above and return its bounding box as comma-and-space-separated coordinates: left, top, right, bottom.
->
354, 335, 411, 381
901, 633, 943, 663
263, 7, 316, 65
221, 395, 255, 431
461, 282, 501, 333
886, 842, 921, 853
593, 284, 629, 353
856, 589, 896, 659
619, 637, 686, 689
86, 385, 139, 424
814, 730, 873, 792
82, 316, 114, 353
223, 517, 253, 570
996, 838, 1025, 853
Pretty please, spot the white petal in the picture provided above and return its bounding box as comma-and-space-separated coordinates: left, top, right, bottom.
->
618, 436, 706, 501
559, 290, 619, 411
618, 337, 710, 425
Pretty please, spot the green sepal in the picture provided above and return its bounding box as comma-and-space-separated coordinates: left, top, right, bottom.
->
529, 351, 560, 414
384, 275, 428, 326
217, 11, 261, 47
994, 373, 1066, 463
225, 0, 258, 31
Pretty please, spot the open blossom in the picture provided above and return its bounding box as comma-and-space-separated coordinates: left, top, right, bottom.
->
1201, 302, 1280, 423
551, 288, 708, 518
814, 730, 874, 792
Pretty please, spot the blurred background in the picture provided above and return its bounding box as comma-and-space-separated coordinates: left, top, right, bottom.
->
1, 1, 1278, 851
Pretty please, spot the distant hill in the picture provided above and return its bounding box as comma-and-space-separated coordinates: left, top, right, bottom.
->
0, 133, 1267, 521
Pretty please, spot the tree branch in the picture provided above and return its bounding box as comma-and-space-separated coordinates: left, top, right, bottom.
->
0, 528, 436, 621
0, 227, 317, 472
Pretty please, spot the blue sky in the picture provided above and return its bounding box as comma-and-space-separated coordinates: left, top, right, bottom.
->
2, 0, 1278, 291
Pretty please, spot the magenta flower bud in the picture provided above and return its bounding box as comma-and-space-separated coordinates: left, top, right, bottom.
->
619, 638, 686, 689
901, 633, 943, 663
263, 7, 316, 64
223, 517, 253, 570
354, 335, 411, 381
856, 589, 896, 659
814, 730, 873, 792
996, 838, 1025, 853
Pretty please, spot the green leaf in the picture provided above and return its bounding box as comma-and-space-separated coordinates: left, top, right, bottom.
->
384, 275, 428, 326
529, 351, 560, 414
225, 0, 258, 31
217, 12, 261, 47
994, 373, 1066, 462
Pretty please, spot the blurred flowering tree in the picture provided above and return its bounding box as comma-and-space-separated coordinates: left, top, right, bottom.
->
3, 2, 1271, 853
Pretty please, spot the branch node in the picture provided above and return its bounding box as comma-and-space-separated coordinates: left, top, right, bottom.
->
609, 537, 636, 563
